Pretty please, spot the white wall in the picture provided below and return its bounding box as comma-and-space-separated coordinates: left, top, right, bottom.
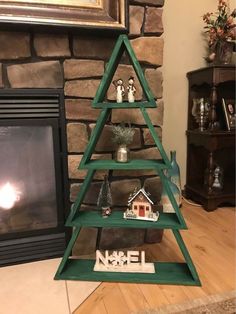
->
162, 0, 234, 186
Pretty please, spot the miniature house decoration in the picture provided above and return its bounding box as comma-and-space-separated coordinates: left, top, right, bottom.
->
124, 188, 159, 222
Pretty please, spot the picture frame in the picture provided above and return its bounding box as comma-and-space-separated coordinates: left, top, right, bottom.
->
222, 98, 236, 131
0, 0, 128, 32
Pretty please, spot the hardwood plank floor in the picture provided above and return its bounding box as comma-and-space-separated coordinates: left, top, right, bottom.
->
74, 201, 236, 314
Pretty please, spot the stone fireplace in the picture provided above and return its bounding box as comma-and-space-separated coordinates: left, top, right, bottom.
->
0, 0, 165, 261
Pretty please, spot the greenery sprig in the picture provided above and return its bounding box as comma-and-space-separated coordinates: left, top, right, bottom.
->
111, 123, 135, 146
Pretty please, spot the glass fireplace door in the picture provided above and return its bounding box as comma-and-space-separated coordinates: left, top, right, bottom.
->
0, 119, 64, 239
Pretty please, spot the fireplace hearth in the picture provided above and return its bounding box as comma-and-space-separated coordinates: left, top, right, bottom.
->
0, 89, 69, 266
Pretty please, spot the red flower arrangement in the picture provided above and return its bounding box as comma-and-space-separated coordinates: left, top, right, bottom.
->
203, 0, 236, 63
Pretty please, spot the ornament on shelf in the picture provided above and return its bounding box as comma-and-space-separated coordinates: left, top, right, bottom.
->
97, 175, 112, 218
124, 187, 159, 222
192, 98, 210, 131
111, 123, 135, 163
94, 249, 155, 273
127, 76, 136, 103
212, 165, 224, 191
113, 78, 125, 103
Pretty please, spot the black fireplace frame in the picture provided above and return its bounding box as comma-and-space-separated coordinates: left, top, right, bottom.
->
0, 89, 70, 266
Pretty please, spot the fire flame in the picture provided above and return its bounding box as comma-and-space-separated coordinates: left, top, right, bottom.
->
0, 182, 20, 210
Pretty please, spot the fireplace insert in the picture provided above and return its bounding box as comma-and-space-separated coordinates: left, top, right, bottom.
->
0, 89, 69, 266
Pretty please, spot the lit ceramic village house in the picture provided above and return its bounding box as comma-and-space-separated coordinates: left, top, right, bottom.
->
124, 188, 159, 222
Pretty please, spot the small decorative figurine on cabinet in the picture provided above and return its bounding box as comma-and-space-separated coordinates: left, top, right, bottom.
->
97, 175, 112, 218
212, 165, 224, 191
127, 76, 136, 103
124, 188, 159, 221
113, 78, 125, 103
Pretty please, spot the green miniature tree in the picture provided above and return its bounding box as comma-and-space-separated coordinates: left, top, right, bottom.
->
97, 175, 112, 218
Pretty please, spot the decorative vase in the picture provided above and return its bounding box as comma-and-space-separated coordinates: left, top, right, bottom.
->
161, 174, 181, 213
214, 41, 234, 65
169, 151, 182, 195
161, 151, 182, 212
116, 144, 130, 162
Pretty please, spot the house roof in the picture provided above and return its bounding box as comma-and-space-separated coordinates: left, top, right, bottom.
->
128, 188, 154, 205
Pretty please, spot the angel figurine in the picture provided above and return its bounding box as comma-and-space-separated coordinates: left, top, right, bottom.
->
113, 78, 125, 103
127, 76, 136, 103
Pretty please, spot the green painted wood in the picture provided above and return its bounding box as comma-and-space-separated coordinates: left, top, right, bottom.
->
66, 169, 95, 225
158, 169, 187, 229
55, 34, 200, 287
140, 107, 171, 169
92, 35, 125, 106
56, 227, 81, 275
80, 159, 168, 170
79, 108, 111, 167
54, 259, 201, 286
93, 101, 156, 109
66, 210, 187, 230
173, 230, 201, 284
92, 34, 156, 108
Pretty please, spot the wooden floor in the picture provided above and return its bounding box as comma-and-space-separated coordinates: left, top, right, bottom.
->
74, 201, 236, 314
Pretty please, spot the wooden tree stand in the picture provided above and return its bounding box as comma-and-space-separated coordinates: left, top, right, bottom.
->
54, 35, 201, 286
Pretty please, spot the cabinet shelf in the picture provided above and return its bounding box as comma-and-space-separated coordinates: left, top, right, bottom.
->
185, 182, 235, 198
66, 210, 187, 229
54, 259, 200, 286
80, 159, 168, 170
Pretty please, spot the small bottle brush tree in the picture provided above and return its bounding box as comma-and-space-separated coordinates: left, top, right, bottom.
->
97, 175, 113, 218
111, 123, 135, 163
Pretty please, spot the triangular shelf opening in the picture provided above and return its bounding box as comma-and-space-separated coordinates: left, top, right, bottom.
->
92, 34, 156, 108
79, 107, 172, 171
54, 227, 201, 286
65, 167, 187, 230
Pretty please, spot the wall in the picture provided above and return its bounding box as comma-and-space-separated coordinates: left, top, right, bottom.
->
162, 0, 234, 186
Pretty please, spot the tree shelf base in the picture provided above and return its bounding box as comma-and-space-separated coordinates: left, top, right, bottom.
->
54, 259, 201, 286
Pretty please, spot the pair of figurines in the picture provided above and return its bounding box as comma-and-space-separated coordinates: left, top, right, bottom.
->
113, 77, 136, 103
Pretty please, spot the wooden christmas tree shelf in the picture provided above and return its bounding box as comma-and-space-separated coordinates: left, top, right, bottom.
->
55, 34, 201, 286
65, 210, 187, 229
55, 228, 200, 286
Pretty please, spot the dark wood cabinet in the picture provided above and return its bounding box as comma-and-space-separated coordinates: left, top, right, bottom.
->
185, 65, 235, 211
